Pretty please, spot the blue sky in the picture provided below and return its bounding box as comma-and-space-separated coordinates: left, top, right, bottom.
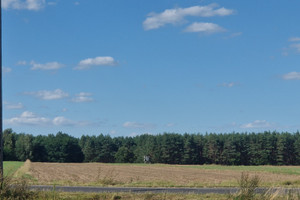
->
2, 0, 300, 137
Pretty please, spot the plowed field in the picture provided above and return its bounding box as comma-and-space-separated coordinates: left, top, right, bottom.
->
22, 161, 300, 187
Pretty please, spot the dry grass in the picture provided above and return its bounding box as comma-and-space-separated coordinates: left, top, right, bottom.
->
25, 162, 300, 187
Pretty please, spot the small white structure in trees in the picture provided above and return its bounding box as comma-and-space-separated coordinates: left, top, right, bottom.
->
143, 155, 151, 164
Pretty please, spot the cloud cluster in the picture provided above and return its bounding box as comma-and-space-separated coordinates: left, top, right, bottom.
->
5, 111, 50, 126
24, 89, 69, 100
75, 56, 117, 70
30, 61, 65, 70
123, 121, 156, 129
143, 4, 233, 34
240, 120, 271, 129
72, 92, 94, 103
4, 111, 89, 126
4, 102, 24, 110
283, 37, 300, 55
23, 89, 95, 103
2, 0, 45, 11
282, 72, 300, 80
184, 22, 225, 33
17, 56, 118, 71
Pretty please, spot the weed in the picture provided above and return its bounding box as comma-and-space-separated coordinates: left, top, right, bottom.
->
111, 194, 122, 200
95, 167, 120, 186
236, 172, 260, 199
0, 175, 39, 200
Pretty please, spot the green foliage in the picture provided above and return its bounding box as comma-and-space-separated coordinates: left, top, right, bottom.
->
5, 129, 300, 165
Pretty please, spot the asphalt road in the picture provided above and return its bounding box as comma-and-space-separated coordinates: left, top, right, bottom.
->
30, 185, 300, 194
31, 185, 270, 194
31, 185, 239, 194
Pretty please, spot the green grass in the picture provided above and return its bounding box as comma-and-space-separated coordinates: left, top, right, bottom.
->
105, 163, 300, 175
3, 161, 24, 176
173, 164, 300, 175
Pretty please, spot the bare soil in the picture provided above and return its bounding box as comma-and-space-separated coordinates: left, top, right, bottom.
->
25, 162, 300, 187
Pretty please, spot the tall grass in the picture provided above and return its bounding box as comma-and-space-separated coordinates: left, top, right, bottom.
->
0, 175, 38, 200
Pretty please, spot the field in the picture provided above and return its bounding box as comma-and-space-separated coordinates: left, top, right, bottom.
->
16, 161, 300, 188
3, 161, 25, 176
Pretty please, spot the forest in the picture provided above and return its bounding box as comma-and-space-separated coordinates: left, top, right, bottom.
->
3, 128, 300, 165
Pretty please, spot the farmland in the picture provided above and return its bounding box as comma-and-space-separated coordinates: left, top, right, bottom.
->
17, 161, 300, 188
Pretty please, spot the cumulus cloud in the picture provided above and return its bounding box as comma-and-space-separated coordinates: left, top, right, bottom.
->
4, 102, 24, 110
184, 22, 225, 33
74, 56, 117, 70
240, 120, 271, 129
72, 92, 94, 103
2, 0, 46, 11
143, 4, 234, 30
24, 89, 69, 100
30, 61, 65, 70
282, 72, 300, 80
123, 121, 156, 129
5, 111, 90, 126
52, 116, 76, 126
4, 111, 51, 126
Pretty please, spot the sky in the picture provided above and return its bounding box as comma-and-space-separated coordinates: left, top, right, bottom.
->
2, 0, 300, 137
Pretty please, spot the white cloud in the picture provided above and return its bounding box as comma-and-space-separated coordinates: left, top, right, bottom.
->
74, 56, 117, 70
184, 22, 225, 33
30, 61, 65, 70
2, 0, 46, 11
240, 120, 271, 129
289, 37, 300, 42
224, 32, 242, 39
53, 116, 76, 126
166, 123, 175, 127
2, 67, 12, 73
123, 121, 156, 129
4, 111, 51, 126
24, 89, 69, 100
5, 111, 90, 127
282, 72, 300, 80
290, 43, 300, 53
72, 92, 94, 103
4, 102, 24, 109
17, 61, 27, 65
219, 82, 238, 87
143, 4, 234, 30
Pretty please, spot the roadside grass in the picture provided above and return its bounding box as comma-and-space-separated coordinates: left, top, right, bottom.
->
18, 191, 231, 200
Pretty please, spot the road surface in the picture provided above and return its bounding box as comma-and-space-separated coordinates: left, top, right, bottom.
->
31, 185, 295, 194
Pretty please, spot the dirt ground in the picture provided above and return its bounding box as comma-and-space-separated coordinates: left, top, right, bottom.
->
25, 161, 300, 187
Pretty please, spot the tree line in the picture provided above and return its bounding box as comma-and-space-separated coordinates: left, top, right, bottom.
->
3, 128, 300, 165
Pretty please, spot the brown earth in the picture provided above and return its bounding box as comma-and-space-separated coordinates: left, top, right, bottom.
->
25, 162, 300, 187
